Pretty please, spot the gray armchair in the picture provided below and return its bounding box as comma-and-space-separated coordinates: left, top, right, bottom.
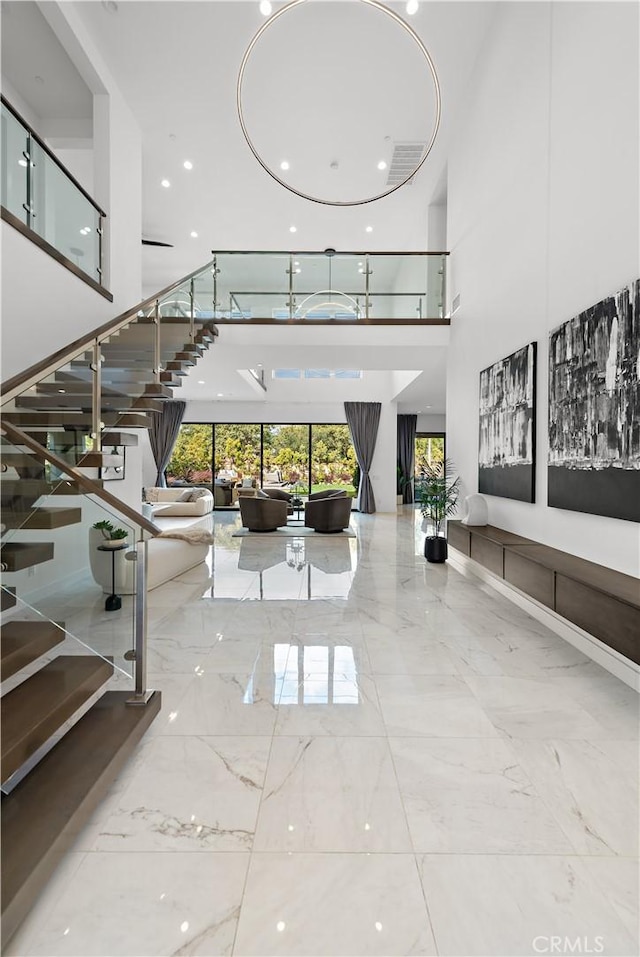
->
304, 490, 352, 533
239, 495, 288, 532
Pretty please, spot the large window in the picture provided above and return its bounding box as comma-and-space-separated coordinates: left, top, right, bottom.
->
167, 422, 358, 504
166, 424, 212, 487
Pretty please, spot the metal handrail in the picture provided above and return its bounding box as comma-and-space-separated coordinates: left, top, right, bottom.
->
0, 259, 216, 403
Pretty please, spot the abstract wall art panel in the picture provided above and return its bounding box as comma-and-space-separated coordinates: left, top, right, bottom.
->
548, 279, 640, 522
478, 342, 536, 502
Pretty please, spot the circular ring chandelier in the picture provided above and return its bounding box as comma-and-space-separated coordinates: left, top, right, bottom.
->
237, 0, 441, 207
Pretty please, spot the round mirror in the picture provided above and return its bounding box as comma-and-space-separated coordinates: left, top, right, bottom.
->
237, 0, 441, 206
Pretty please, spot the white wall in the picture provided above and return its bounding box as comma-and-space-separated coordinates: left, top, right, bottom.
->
1, 2, 142, 382
417, 413, 446, 434
446, 1, 640, 576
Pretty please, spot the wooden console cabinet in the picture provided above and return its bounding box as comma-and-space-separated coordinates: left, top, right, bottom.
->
447, 521, 640, 665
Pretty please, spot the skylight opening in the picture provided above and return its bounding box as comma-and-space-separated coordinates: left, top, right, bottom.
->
273, 369, 362, 380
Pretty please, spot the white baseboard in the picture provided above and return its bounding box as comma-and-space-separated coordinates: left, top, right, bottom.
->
447, 551, 640, 692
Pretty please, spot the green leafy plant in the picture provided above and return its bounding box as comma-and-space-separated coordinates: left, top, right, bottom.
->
93, 520, 128, 541
397, 463, 411, 496
417, 459, 461, 538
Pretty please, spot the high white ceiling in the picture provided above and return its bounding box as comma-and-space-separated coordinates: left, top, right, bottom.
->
1, 0, 496, 414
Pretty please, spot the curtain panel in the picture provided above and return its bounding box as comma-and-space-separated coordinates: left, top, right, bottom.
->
149, 400, 186, 487
397, 414, 417, 504
344, 401, 381, 514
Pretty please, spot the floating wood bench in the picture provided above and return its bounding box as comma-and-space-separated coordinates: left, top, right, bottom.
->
448, 521, 640, 665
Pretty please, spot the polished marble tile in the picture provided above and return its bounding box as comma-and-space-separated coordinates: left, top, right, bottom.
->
511, 738, 639, 855
550, 673, 640, 739
418, 854, 638, 956
445, 630, 599, 678
464, 675, 611, 739
274, 672, 386, 736
376, 674, 499, 737
365, 634, 459, 675
390, 736, 573, 853
25, 852, 248, 956
4, 853, 87, 957
254, 736, 412, 851
163, 672, 278, 736
234, 853, 436, 956
580, 857, 640, 940
93, 735, 271, 852
12, 509, 639, 957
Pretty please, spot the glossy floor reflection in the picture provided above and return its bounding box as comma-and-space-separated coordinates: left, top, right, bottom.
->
7, 510, 639, 957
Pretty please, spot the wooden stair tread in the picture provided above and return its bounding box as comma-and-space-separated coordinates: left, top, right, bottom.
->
15, 395, 165, 413
1, 655, 114, 783
1, 621, 65, 681
1, 542, 55, 572
2, 478, 103, 497
1, 690, 161, 945
1, 412, 154, 429
1, 507, 82, 530
1, 588, 17, 612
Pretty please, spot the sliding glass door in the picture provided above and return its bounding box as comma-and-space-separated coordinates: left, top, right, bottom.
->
262, 425, 309, 492
310, 424, 357, 495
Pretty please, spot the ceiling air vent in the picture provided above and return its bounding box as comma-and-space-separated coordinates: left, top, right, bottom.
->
386, 142, 427, 186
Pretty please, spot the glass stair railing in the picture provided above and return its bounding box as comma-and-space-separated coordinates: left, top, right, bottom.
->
0, 427, 159, 793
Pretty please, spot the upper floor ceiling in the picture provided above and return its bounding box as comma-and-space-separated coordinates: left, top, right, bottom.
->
1, 0, 496, 295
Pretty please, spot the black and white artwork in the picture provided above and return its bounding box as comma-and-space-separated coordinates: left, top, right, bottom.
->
548, 279, 640, 522
478, 342, 536, 502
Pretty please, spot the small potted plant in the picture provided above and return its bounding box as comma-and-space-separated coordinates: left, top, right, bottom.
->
92, 520, 129, 548
417, 459, 461, 563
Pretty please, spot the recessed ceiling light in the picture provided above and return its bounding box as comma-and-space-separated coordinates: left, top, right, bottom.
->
289, 225, 297, 233
280, 160, 290, 171
406, 0, 419, 14
183, 160, 193, 170
377, 160, 387, 170
216, 392, 224, 397
293, 261, 300, 266
260, 0, 272, 15
161, 179, 170, 188
197, 380, 205, 385
190, 231, 198, 238
295, 267, 301, 274
18, 158, 28, 167
365, 225, 373, 233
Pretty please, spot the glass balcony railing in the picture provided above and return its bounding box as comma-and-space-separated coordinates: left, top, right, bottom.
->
193, 250, 448, 323
1, 96, 105, 291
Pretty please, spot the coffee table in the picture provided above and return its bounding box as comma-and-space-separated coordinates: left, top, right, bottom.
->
287, 497, 305, 525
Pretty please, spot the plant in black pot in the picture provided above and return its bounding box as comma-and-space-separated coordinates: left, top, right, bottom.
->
417, 459, 461, 563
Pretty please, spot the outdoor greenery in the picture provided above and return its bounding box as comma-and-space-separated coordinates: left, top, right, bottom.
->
167, 423, 357, 493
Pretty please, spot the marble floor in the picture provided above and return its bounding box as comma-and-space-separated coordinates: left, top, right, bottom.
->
6, 510, 639, 957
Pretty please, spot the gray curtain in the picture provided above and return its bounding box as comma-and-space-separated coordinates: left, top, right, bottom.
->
344, 401, 381, 514
397, 414, 417, 504
149, 400, 186, 486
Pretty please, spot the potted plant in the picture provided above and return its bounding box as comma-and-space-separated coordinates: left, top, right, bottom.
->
417, 459, 461, 562
92, 520, 129, 549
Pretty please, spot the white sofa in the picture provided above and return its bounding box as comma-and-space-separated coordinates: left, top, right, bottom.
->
145, 486, 213, 517
89, 529, 209, 594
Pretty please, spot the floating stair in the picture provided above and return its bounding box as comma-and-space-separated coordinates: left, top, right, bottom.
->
1, 655, 114, 787
1, 507, 82, 530
1, 412, 154, 429
0, 542, 54, 572
1, 588, 17, 611
1, 620, 65, 682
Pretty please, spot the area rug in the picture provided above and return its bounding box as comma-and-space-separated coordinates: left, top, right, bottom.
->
232, 526, 355, 538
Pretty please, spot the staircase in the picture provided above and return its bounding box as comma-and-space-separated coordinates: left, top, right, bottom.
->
1, 279, 218, 946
